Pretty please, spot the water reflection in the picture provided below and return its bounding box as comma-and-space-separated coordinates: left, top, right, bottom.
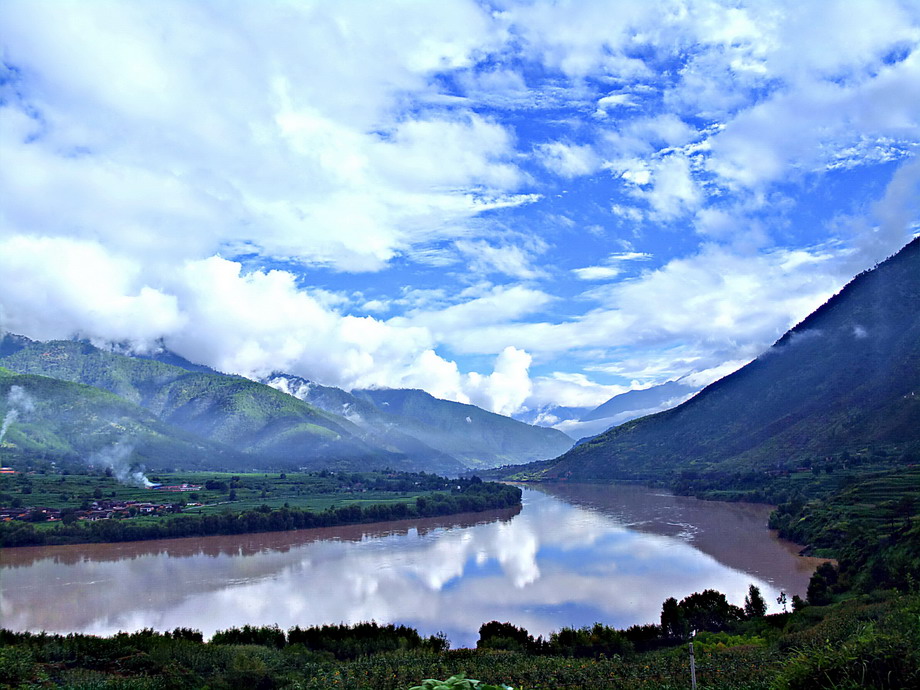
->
0, 486, 819, 648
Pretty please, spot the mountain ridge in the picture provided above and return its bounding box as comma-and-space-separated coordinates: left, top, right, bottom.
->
505, 237, 920, 484
0, 335, 571, 474
265, 375, 574, 469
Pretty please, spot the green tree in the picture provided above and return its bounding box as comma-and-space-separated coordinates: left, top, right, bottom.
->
678, 590, 744, 633
743, 584, 767, 617
660, 597, 686, 638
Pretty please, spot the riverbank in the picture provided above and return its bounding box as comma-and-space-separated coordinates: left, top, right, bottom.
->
0, 474, 522, 547
0, 485, 817, 645
2, 592, 917, 689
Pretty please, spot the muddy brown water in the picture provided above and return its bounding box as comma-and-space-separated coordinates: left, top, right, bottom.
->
0, 484, 821, 647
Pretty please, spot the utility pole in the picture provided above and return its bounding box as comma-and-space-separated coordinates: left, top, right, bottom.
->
689, 640, 697, 690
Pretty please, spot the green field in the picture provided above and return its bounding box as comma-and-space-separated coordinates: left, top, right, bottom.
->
0, 469, 448, 515
0, 471, 522, 547
0, 469, 486, 537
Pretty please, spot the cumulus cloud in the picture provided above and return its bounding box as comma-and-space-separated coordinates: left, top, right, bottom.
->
595, 93, 638, 117
1, 0, 918, 420
0, 0, 532, 273
527, 373, 628, 410
466, 346, 534, 416
0, 236, 185, 345
536, 141, 602, 177
634, 155, 703, 220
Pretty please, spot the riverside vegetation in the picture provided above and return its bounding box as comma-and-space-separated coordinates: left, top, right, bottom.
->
1, 588, 917, 689
1, 473, 917, 689
0, 470, 521, 547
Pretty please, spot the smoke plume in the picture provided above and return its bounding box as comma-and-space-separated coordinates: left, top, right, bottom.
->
88, 440, 154, 488
0, 385, 35, 443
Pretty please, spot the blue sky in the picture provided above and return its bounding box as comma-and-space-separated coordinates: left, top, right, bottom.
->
1, 0, 919, 422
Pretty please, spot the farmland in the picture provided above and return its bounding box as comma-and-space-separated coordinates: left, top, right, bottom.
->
0, 470, 522, 546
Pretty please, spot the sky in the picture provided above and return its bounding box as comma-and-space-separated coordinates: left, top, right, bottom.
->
1, 0, 919, 421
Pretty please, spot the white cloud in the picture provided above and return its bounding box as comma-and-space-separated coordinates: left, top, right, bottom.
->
466, 346, 534, 416
536, 141, 602, 178
572, 251, 651, 281
390, 285, 554, 339
0, 236, 185, 345
636, 154, 703, 220
527, 372, 628, 410
2, 0, 919, 422
0, 0, 532, 273
572, 266, 622, 281
595, 93, 638, 117
430, 244, 851, 396
455, 239, 547, 279
679, 359, 753, 388
706, 49, 920, 191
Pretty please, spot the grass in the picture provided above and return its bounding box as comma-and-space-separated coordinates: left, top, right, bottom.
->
0, 470, 447, 521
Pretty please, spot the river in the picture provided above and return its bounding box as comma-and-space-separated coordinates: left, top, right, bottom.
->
0, 484, 822, 648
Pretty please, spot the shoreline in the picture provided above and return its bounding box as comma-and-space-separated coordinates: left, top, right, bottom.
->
0, 504, 522, 566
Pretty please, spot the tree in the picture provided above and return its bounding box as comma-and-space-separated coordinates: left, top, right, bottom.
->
744, 584, 767, 618
807, 562, 838, 605
477, 621, 534, 652
660, 597, 686, 638
678, 590, 744, 633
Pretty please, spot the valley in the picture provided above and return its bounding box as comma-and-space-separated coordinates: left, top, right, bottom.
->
1, 238, 918, 690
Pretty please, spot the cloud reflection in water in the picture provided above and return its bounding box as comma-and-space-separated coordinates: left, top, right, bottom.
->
0, 487, 814, 648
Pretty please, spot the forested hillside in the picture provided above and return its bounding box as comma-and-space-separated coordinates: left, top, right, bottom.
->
519, 237, 920, 485
0, 340, 444, 472
352, 388, 573, 468
0, 367, 243, 469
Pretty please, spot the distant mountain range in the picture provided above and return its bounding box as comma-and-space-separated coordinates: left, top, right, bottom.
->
263, 373, 572, 469
504, 236, 920, 484
515, 379, 701, 441
0, 337, 572, 475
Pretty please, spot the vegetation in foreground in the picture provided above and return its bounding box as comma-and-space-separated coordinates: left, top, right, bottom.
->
1, 588, 917, 689
0, 471, 521, 547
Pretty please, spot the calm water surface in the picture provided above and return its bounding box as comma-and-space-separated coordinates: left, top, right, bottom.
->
0, 484, 822, 647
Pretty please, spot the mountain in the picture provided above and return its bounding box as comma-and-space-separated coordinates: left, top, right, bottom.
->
580, 380, 696, 423
263, 374, 466, 475
512, 405, 592, 428
349, 388, 574, 469
0, 336, 564, 474
0, 338, 435, 472
0, 367, 246, 470
267, 374, 574, 469
514, 237, 920, 484
512, 381, 701, 443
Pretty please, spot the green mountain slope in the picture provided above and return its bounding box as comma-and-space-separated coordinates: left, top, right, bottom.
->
521, 237, 920, 483
0, 368, 244, 470
263, 374, 466, 475
0, 340, 420, 471
351, 388, 574, 468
